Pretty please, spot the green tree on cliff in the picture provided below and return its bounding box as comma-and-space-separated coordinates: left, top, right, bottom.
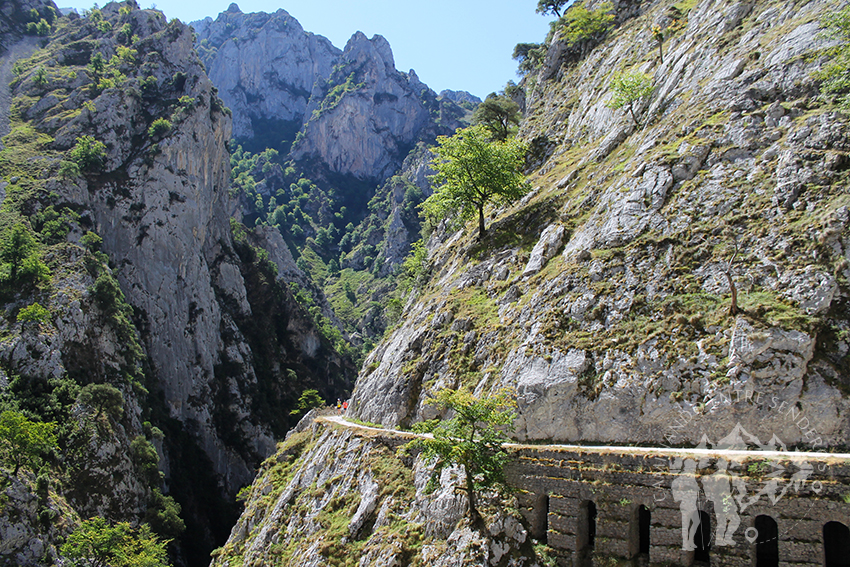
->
606, 71, 654, 125
536, 0, 569, 18
1, 223, 42, 283
472, 92, 521, 142
404, 388, 516, 523
423, 126, 528, 240
62, 517, 171, 567
0, 410, 58, 476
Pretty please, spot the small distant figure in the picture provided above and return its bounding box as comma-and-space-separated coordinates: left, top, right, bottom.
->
336, 398, 342, 414
342, 400, 349, 413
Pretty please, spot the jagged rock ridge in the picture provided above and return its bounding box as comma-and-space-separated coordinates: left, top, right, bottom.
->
194, 4, 470, 183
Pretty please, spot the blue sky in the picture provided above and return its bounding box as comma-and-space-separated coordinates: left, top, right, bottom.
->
57, 0, 554, 99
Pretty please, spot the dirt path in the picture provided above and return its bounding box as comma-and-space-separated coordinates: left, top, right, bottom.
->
322, 415, 850, 461
0, 36, 40, 149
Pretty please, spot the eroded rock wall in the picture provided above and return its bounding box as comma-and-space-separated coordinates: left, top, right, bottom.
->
193, 4, 340, 141
348, 0, 850, 450
1, 1, 354, 561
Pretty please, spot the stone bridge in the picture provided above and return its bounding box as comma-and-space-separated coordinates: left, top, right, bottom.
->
507, 444, 850, 567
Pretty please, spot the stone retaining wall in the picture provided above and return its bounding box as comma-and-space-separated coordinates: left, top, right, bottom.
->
505, 446, 850, 567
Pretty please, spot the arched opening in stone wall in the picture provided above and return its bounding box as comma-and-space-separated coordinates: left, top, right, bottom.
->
577, 500, 597, 567
824, 521, 850, 567
694, 510, 711, 564
532, 493, 548, 542
754, 515, 778, 567
638, 505, 650, 556
629, 504, 651, 559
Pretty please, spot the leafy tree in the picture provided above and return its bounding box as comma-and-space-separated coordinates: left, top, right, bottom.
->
424, 125, 529, 239
536, 0, 569, 18
33, 66, 48, 87
405, 388, 516, 523
399, 239, 429, 292
148, 118, 171, 138
81, 231, 103, 251
472, 93, 521, 142
513, 43, 546, 76
1, 223, 38, 282
0, 410, 58, 476
606, 71, 654, 125
146, 488, 185, 538
289, 389, 325, 417
26, 19, 51, 36
70, 135, 107, 172
818, 6, 850, 108
77, 383, 124, 421
88, 52, 106, 78
131, 435, 162, 485
61, 517, 171, 567
558, 1, 615, 47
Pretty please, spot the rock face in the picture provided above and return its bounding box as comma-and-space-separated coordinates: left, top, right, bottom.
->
439, 89, 482, 108
1, 1, 354, 562
348, 0, 850, 452
290, 32, 435, 181
194, 6, 466, 184
211, 420, 535, 567
193, 5, 340, 142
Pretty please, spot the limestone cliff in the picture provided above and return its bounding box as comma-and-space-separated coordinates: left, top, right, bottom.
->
194, 5, 467, 184
193, 4, 340, 144
349, 0, 850, 450
0, 1, 354, 563
290, 31, 446, 182
211, 417, 537, 567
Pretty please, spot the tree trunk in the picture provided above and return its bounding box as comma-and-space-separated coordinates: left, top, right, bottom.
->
628, 104, 638, 126
725, 241, 739, 316
478, 205, 486, 240
464, 463, 480, 523
725, 270, 739, 316
658, 42, 664, 64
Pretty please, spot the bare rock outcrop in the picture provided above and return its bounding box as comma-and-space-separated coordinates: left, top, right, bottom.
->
193, 4, 340, 141
347, 0, 850, 452
290, 32, 435, 181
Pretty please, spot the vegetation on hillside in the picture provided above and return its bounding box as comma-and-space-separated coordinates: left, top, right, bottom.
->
405, 388, 517, 523
424, 125, 529, 239
818, 5, 850, 108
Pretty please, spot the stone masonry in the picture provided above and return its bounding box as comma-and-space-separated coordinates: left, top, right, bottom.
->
508, 446, 850, 567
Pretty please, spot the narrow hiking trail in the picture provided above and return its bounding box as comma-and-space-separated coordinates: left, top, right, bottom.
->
320, 414, 850, 461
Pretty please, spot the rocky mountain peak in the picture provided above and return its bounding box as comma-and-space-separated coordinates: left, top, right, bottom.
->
193, 7, 339, 142
343, 31, 395, 74
226, 2, 240, 13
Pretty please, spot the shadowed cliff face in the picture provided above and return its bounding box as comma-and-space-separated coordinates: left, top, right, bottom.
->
0, 1, 355, 563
